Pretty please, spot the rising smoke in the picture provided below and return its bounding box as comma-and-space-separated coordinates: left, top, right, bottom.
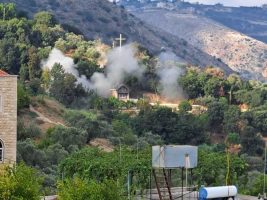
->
41, 48, 89, 88
41, 45, 144, 97
156, 51, 186, 101
41, 46, 185, 100
89, 44, 144, 97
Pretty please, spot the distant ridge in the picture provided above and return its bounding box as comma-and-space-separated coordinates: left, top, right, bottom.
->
0, 0, 232, 74
132, 8, 267, 80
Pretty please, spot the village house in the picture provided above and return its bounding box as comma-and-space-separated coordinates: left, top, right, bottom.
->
110, 84, 130, 101
0, 70, 17, 165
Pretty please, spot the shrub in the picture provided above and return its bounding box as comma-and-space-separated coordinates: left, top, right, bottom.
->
178, 100, 192, 112
17, 83, 30, 110
0, 163, 43, 200
17, 120, 41, 140
57, 178, 123, 200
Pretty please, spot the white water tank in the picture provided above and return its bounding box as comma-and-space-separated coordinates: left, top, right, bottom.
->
152, 145, 198, 168
199, 186, 238, 200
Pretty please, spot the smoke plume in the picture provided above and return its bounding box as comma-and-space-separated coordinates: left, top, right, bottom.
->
157, 51, 186, 100
41, 45, 144, 97
88, 44, 144, 97
41, 48, 89, 88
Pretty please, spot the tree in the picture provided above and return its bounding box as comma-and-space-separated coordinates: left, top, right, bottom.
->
33, 12, 63, 46
0, 3, 16, 20
41, 68, 50, 92
241, 126, 264, 156
28, 46, 40, 80
178, 100, 192, 112
179, 69, 207, 98
0, 38, 20, 74
223, 105, 241, 133
17, 139, 47, 168
226, 133, 240, 145
57, 178, 123, 200
0, 163, 43, 200
49, 63, 86, 106
195, 149, 247, 186
34, 12, 56, 30
76, 60, 102, 79
204, 77, 224, 97
17, 83, 30, 110
112, 120, 137, 145
250, 109, 267, 136
59, 147, 151, 195
48, 126, 87, 151
207, 101, 226, 130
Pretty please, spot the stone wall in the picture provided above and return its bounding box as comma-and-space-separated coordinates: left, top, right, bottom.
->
0, 76, 17, 164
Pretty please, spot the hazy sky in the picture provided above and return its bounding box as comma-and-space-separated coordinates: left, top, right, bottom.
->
185, 0, 267, 7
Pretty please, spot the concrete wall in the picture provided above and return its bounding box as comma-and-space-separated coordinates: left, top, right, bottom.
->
0, 76, 17, 164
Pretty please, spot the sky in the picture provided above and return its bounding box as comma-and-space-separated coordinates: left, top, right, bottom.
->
185, 0, 267, 7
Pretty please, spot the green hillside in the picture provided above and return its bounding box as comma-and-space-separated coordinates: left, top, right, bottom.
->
0, 2, 266, 199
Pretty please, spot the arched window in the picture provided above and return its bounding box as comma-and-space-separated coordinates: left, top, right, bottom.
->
0, 140, 3, 162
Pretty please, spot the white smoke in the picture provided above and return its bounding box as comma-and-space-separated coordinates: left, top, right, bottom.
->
41, 48, 90, 88
41, 47, 185, 100
89, 44, 144, 97
41, 45, 144, 97
157, 51, 186, 100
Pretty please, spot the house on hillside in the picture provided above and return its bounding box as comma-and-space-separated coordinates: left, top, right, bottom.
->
0, 70, 17, 165
110, 84, 130, 101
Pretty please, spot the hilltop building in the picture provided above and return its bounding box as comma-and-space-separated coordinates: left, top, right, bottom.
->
0, 70, 17, 164
110, 84, 130, 101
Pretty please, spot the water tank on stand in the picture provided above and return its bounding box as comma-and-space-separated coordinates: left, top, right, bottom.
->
152, 145, 198, 168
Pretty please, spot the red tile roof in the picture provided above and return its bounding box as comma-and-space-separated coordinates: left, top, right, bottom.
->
0, 70, 9, 77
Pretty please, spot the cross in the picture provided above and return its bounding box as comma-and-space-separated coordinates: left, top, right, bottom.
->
115, 34, 126, 48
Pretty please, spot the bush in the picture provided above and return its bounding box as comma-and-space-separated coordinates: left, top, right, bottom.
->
57, 178, 123, 200
17, 120, 41, 140
48, 126, 87, 151
0, 163, 43, 200
17, 83, 30, 110
178, 100, 192, 112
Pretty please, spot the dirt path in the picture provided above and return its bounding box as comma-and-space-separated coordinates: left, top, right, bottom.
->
30, 105, 66, 127
89, 138, 114, 152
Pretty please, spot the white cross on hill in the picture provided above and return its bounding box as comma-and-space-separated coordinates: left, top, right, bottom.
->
115, 34, 126, 48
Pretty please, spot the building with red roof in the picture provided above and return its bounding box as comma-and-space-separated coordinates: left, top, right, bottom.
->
0, 70, 9, 77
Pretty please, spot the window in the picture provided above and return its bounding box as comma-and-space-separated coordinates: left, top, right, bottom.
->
0, 140, 3, 162
118, 93, 128, 99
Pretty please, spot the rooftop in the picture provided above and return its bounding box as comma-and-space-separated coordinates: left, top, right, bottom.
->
0, 70, 9, 77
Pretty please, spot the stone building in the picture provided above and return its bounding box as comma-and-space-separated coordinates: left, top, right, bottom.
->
110, 84, 130, 101
0, 70, 17, 164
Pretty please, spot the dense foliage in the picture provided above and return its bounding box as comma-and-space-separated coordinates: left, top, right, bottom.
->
0, 163, 43, 200
57, 178, 123, 200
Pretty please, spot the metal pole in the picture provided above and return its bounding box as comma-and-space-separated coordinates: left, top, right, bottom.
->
182, 168, 184, 200
119, 138, 122, 163
137, 138, 139, 161
264, 142, 267, 196
3, 7, 5, 21
128, 170, 131, 200
150, 169, 152, 200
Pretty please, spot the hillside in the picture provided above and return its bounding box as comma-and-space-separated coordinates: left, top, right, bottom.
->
132, 9, 267, 80
0, 0, 232, 73
195, 5, 267, 44
1, 2, 266, 198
